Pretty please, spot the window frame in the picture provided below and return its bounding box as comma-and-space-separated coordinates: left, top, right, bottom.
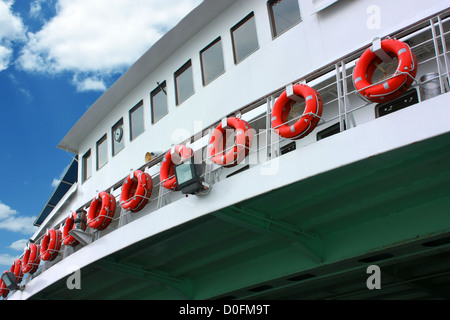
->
96, 134, 108, 171
267, 0, 302, 39
111, 118, 125, 157
200, 37, 225, 86
174, 60, 195, 106
82, 149, 92, 183
230, 12, 260, 64
150, 81, 169, 124
129, 100, 145, 141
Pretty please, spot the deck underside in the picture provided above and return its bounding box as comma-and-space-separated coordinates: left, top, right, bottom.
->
31, 131, 450, 300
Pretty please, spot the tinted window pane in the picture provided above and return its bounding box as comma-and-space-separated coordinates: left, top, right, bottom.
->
269, 0, 301, 38
130, 101, 144, 140
151, 82, 168, 123
232, 13, 259, 63
175, 61, 194, 105
201, 38, 225, 85
82, 150, 91, 182
97, 135, 108, 170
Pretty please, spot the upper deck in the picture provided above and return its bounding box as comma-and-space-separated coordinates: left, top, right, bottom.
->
56, 0, 448, 202
6, 0, 450, 300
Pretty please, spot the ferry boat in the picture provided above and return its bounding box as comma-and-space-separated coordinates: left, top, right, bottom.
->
2, 0, 450, 300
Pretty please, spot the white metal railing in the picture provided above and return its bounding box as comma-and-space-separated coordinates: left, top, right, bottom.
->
10, 8, 450, 295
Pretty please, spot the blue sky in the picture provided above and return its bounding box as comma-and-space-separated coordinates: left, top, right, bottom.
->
0, 0, 201, 269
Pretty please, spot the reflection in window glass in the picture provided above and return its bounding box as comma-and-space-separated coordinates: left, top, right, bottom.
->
200, 37, 225, 85
82, 149, 92, 183
231, 12, 259, 64
96, 134, 108, 170
112, 118, 124, 156
175, 61, 194, 105
268, 0, 301, 38
151, 81, 168, 123
130, 101, 144, 140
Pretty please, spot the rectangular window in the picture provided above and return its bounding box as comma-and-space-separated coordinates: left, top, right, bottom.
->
200, 37, 225, 86
231, 12, 259, 64
317, 122, 341, 141
96, 134, 108, 170
151, 81, 168, 123
82, 149, 92, 183
268, 0, 301, 38
129, 100, 145, 140
174, 60, 195, 105
112, 118, 125, 156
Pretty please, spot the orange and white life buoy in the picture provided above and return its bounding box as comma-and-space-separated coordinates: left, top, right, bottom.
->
87, 191, 116, 230
120, 170, 153, 212
160, 145, 194, 190
22, 244, 40, 274
11, 259, 23, 284
63, 211, 87, 247
353, 39, 417, 103
0, 260, 23, 297
271, 84, 323, 140
40, 229, 62, 261
209, 117, 253, 167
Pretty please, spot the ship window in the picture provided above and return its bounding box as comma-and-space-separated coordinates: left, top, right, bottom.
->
112, 118, 125, 156
231, 12, 259, 64
82, 149, 92, 183
129, 100, 145, 140
268, 0, 302, 38
200, 37, 225, 86
96, 134, 108, 170
317, 122, 341, 140
174, 60, 194, 105
151, 81, 168, 123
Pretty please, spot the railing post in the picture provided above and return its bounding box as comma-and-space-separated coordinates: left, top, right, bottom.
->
335, 63, 345, 132
430, 18, 446, 94
266, 96, 273, 160
438, 15, 450, 91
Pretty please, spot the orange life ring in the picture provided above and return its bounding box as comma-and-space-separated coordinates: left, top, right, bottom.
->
0, 260, 23, 297
160, 145, 194, 190
63, 211, 87, 247
120, 170, 153, 212
40, 229, 62, 261
209, 117, 253, 167
22, 244, 40, 274
353, 39, 417, 103
271, 84, 323, 140
12, 259, 23, 284
88, 191, 116, 230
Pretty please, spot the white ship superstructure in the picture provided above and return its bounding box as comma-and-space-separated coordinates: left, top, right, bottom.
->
2, 0, 450, 300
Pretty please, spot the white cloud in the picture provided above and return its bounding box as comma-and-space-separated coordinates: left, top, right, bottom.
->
0, 201, 37, 235
0, 202, 17, 220
0, 253, 17, 267
17, 0, 202, 91
29, 0, 45, 19
9, 239, 28, 251
0, 0, 26, 70
0, 0, 25, 41
51, 178, 60, 188
0, 45, 12, 71
72, 74, 107, 93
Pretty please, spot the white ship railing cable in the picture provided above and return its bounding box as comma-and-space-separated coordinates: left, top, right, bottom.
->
9, 8, 450, 293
